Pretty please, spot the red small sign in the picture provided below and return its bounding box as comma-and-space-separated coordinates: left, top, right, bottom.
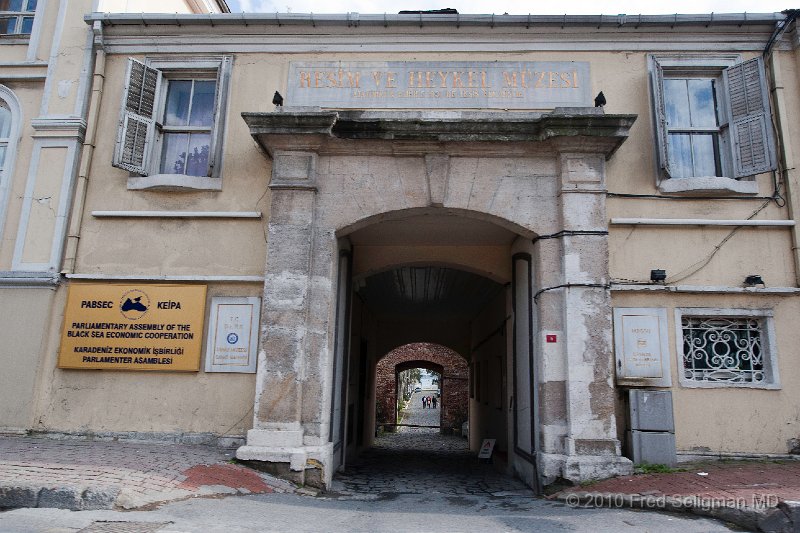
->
546, 334, 557, 343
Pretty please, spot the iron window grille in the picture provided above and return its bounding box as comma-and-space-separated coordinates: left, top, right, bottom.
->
675, 308, 779, 389
681, 316, 764, 384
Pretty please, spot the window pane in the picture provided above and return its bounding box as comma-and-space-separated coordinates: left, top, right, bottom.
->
0, 105, 11, 138
667, 133, 692, 178
189, 81, 216, 127
185, 133, 210, 176
26, 0, 36, 11
0, 145, 6, 167
0, 17, 15, 34
0, 1, 24, 11
664, 79, 691, 128
687, 79, 717, 127
164, 81, 192, 127
691, 134, 719, 177
19, 14, 31, 33
160, 133, 189, 175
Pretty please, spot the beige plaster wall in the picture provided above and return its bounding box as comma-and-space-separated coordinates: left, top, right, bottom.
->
0, 289, 54, 430
468, 288, 509, 457
38, 27, 800, 451
96, 0, 221, 13
612, 292, 800, 455
33, 282, 258, 436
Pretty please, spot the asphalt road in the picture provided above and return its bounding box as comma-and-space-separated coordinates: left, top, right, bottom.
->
0, 489, 738, 532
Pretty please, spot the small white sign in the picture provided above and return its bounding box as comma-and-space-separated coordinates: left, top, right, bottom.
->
478, 438, 496, 459
205, 297, 260, 373
613, 308, 671, 387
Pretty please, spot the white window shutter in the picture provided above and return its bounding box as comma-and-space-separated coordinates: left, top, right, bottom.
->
208, 55, 232, 176
113, 58, 161, 175
724, 57, 776, 178
650, 58, 672, 177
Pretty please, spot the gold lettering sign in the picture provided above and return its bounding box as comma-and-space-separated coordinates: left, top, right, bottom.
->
58, 283, 207, 371
287, 61, 591, 109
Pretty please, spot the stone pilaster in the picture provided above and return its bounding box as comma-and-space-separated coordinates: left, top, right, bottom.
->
237, 150, 334, 488
539, 151, 632, 483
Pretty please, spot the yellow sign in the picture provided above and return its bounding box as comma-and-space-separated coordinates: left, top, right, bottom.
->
59, 283, 207, 371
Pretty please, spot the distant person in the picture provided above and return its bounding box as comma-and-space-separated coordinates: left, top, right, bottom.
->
421, 395, 426, 409
432, 395, 437, 409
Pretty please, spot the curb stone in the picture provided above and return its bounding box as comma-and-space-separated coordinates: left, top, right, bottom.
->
0, 484, 120, 511
555, 492, 799, 533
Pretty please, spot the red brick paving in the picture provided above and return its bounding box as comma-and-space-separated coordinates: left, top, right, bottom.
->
180, 464, 272, 493
560, 460, 800, 508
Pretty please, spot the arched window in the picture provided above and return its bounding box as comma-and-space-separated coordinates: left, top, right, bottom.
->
0, 86, 21, 242
0, 102, 11, 168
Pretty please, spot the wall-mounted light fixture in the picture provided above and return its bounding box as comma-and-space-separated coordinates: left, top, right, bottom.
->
650, 269, 667, 283
744, 274, 765, 287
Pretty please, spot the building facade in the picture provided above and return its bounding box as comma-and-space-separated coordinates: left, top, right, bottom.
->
2, 6, 800, 491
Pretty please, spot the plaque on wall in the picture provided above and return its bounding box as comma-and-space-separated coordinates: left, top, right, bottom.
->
613, 308, 671, 387
58, 283, 207, 371
204, 297, 261, 373
286, 61, 591, 110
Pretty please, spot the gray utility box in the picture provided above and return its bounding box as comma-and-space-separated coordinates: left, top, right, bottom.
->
627, 389, 677, 467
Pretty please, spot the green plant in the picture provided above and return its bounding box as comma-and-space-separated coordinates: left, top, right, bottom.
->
635, 463, 686, 474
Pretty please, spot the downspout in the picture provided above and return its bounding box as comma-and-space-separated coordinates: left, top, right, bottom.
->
764, 12, 800, 286
62, 22, 105, 274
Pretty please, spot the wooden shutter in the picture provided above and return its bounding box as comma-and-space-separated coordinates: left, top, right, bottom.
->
207, 56, 232, 177
650, 58, 672, 177
724, 57, 776, 178
113, 58, 161, 175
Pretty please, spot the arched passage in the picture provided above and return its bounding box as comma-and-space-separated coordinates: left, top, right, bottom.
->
240, 109, 635, 490
375, 343, 469, 433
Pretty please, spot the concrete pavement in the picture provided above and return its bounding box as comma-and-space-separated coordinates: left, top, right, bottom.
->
0, 436, 295, 511
1, 415, 800, 531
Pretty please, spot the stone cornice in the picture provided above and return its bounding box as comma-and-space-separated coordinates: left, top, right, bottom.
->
243, 108, 636, 159
84, 12, 790, 53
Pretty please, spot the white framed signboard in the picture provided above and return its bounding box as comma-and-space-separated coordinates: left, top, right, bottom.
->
204, 297, 261, 373
613, 307, 671, 387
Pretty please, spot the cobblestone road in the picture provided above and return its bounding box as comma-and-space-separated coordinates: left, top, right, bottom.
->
333, 391, 533, 497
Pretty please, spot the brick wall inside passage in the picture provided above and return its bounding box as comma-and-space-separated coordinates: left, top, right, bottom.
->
375, 343, 469, 432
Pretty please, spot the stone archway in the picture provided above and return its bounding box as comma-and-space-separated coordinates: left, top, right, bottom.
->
375, 343, 469, 433
237, 108, 636, 489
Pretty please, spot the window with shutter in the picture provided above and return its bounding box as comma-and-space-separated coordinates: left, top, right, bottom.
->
112, 56, 232, 191
649, 55, 775, 194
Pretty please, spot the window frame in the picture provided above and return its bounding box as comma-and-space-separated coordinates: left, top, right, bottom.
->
649, 54, 775, 195
114, 55, 232, 191
674, 307, 780, 389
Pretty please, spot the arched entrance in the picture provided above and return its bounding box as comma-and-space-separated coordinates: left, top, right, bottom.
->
237, 109, 635, 490
375, 343, 469, 435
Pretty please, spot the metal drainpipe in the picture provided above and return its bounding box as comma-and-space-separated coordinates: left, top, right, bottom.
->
62, 45, 105, 274
767, 49, 800, 286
